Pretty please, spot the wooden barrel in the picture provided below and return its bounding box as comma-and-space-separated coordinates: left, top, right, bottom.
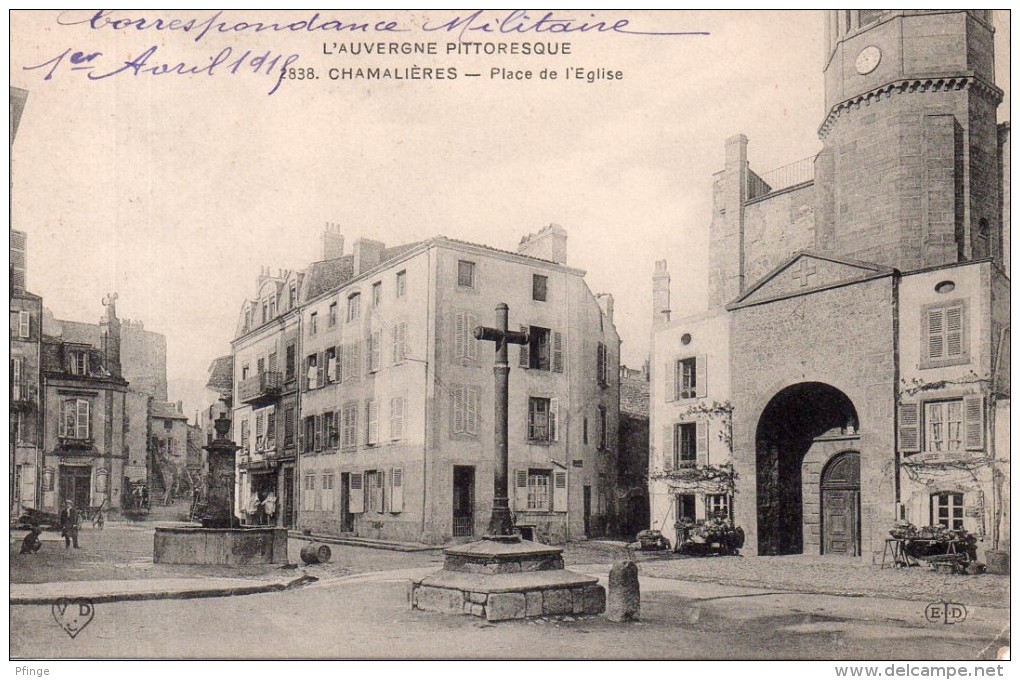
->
300, 542, 332, 564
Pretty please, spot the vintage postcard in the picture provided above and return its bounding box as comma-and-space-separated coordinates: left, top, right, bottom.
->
8, 9, 1011, 669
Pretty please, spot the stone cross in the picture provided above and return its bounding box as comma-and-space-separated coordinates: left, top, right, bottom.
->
790, 259, 817, 287
474, 303, 530, 538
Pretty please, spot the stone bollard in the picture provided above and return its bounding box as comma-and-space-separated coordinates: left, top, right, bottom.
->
606, 559, 640, 622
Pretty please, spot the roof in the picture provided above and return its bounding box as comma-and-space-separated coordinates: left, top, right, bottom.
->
302, 242, 424, 301
620, 376, 650, 419
206, 355, 233, 392
151, 401, 187, 420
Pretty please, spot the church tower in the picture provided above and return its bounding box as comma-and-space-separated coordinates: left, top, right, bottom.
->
814, 10, 1003, 271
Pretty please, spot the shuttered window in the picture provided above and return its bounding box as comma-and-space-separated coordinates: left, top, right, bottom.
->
59, 399, 91, 440
666, 355, 707, 402
922, 302, 968, 367
451, 386, 479, 436
455, 312, 479, 360
389, 468, 404, 513
284, 407, 295, 446
366, 399, 379, 446
392, 323, 408, 364
528, 397, 558, 442
390, 396, 406, 440
342, 402, 358, 448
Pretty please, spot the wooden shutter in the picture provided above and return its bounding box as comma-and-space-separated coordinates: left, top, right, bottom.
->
696, 354, 708, 398
514, 469, 529, 511
349, 472, 364, 513
927, 309, 945, 360
20, 464, 36, 510
898, 402, 920, 453
327, 353, 337, 383
552, 331, 563, 373
662, 425, 674, 471
390, 468, 404, 513
696, 420, 709, 465
455, 312, 465, 359
350, 341, 360, 381
316, 352, 326, 388
466, 314, 478, 360
77, 399, 90, 439
519, 325, 530, 368
963, 395, 984, 450
391, 397, 405, 440
378, 470, 387, 513
466, 387, 478, 435
553, 470, 568, 511
451, 387, 465, 434
664, 361, 676, 403
946, 306, 964, 357
367, 399, 379, 445
335, 345, 344, 383
314, 414, 323, 451
400, 323, 408, 362
550, 398, 560, 442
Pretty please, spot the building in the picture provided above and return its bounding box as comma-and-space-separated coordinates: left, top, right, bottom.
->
148, 400, 192, 503
650, 10, 1009, 561
617, 363, 650, 539
39, 296, 130, 513
230, 224, 621, 544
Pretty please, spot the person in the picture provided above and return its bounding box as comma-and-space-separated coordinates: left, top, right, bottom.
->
263, 491, 277, 526
141, 485, 149, 510
20, 526, 42, 554
247, 491, 260, 526
132, 486, 142, 510
59, 500, 81, 549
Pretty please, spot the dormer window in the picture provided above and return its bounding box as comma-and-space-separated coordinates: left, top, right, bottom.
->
69, 350, 88, 376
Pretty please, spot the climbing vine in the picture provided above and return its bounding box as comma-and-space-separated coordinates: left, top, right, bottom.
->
899, 372, 989, 399
671, 400, 735, 452
649, 462, 737, 492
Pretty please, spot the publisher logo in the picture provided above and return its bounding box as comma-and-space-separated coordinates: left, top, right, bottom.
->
924, 601, 968, 625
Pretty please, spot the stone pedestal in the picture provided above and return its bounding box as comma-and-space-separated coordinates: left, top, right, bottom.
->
410, 537, 605, 621
154, 526, 290, 565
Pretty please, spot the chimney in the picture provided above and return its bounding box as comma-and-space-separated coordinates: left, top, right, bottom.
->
100, 293, 122, 378
517, 224, 568, 264
256, 265, 270, 286
321, 222, 345, 260
652, 260, 671, 325
642, 358, 650, 382
177, 400, 183, 415
595, 293, 615, 325
353, 238, 385, 276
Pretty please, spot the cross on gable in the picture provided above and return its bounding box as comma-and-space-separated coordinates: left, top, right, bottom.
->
790, 260, 817, 287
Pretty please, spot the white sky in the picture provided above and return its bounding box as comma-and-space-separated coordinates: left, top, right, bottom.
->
9, 10, 1011, 415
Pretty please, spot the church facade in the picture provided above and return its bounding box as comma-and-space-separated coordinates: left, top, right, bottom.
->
650, 10, 1009, 561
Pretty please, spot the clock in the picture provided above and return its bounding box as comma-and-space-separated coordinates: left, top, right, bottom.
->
855, 45, 882, 75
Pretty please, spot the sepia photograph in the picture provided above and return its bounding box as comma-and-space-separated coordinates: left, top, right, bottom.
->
7, 9, 1011, 668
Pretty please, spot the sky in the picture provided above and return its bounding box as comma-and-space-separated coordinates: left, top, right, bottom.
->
9, 10, 1011, 416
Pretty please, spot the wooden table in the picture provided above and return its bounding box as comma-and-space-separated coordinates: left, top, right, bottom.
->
881, 538, 962, 569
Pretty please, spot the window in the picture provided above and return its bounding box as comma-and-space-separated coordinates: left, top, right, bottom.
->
922, 301, 967, 368
18, 311, 30, 338
931, 492, 964, 530
255, 411, 266, 450
392, 322, 408, 364
309, 312, 318, 335
519, 325, 564, 372
347, 293, 361, 323
390, 396, 406, 440
372, 281, 382, 307
285, 344, 296, 380
240, 418, 250, 451
323, 410, 336, 447
288, 283, 297, 309
583, 417, 588, 445
325, 347, 337, 383
676, 494, 696, 521
367, 330, 381, 373
451, 386, 479, 436
665, 355, 706, 401
597, 405, 608, 451
284, 407, 295, 446
396, 270, 406, 298
707, 494, 730, 521
532, 274, 548, 301
328, 301, 338, 327
305, 354, 318, 390
303, 416, 315, 453
596, 342, 610, 386
366, 470, 385, 513
528, 397, 558, 442
344, 340, 361, 382
268, 351, 278, 374
458, 260, 475, 288
11, 357, 22, 396
59, 398, 91, 440
454, 312, 479, 360
529, 327, 550, 370
302, 474, 316, 511
342, 402, 358, 448
527, 469, 551, 510
366, 399, 379, 445
925, 401, 963, 452
322, 473, 335, 511
69, 350, 88, 376
256, 357, 265, 376
677, 423, 697, 465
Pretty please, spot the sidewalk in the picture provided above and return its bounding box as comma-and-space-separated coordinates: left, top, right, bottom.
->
10, 574, 316, 605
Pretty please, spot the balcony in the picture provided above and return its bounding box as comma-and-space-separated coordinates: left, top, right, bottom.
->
59, 435, 94, 450
238, 371, 283, 406
10, 383, 38, 410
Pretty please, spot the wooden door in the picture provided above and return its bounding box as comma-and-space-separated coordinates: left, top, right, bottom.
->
823, 490, 858, 555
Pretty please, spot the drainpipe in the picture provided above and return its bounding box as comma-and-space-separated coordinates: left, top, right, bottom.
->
989, 323, 1009, 550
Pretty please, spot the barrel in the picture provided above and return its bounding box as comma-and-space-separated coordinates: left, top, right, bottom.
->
300, 542, 332, 565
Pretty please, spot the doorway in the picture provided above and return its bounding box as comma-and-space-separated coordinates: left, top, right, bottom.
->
453, 466, 475, 538
583, 485, 592, 536
821, 451, 861, 556
282, 466, 295, 528
60, 465, 92, 509
339, 472, 354, 532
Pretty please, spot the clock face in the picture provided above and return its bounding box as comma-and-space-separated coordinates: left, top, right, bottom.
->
855, 45, 882, 75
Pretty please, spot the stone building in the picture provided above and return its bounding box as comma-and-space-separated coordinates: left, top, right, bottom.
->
650, 10, 1009, 561
230, 224, 621, 544
617, 364, 650, 538
39, 296, 129, 513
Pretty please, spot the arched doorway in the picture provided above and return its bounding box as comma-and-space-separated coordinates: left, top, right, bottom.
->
755, 382, 859, 555
821, 451, 860, 556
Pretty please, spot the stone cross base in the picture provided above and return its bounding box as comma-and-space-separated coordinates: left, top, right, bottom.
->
409, 538, 606, 621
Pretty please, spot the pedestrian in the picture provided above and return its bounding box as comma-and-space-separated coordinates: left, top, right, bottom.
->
20, 526, 42, 554
141, 485, 149, 509
59, 500, 81, 549
247, 490, 260, 526
263, 491, 277, 526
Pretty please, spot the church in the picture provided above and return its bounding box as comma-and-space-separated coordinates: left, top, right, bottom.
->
650, 10, 1009, 562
